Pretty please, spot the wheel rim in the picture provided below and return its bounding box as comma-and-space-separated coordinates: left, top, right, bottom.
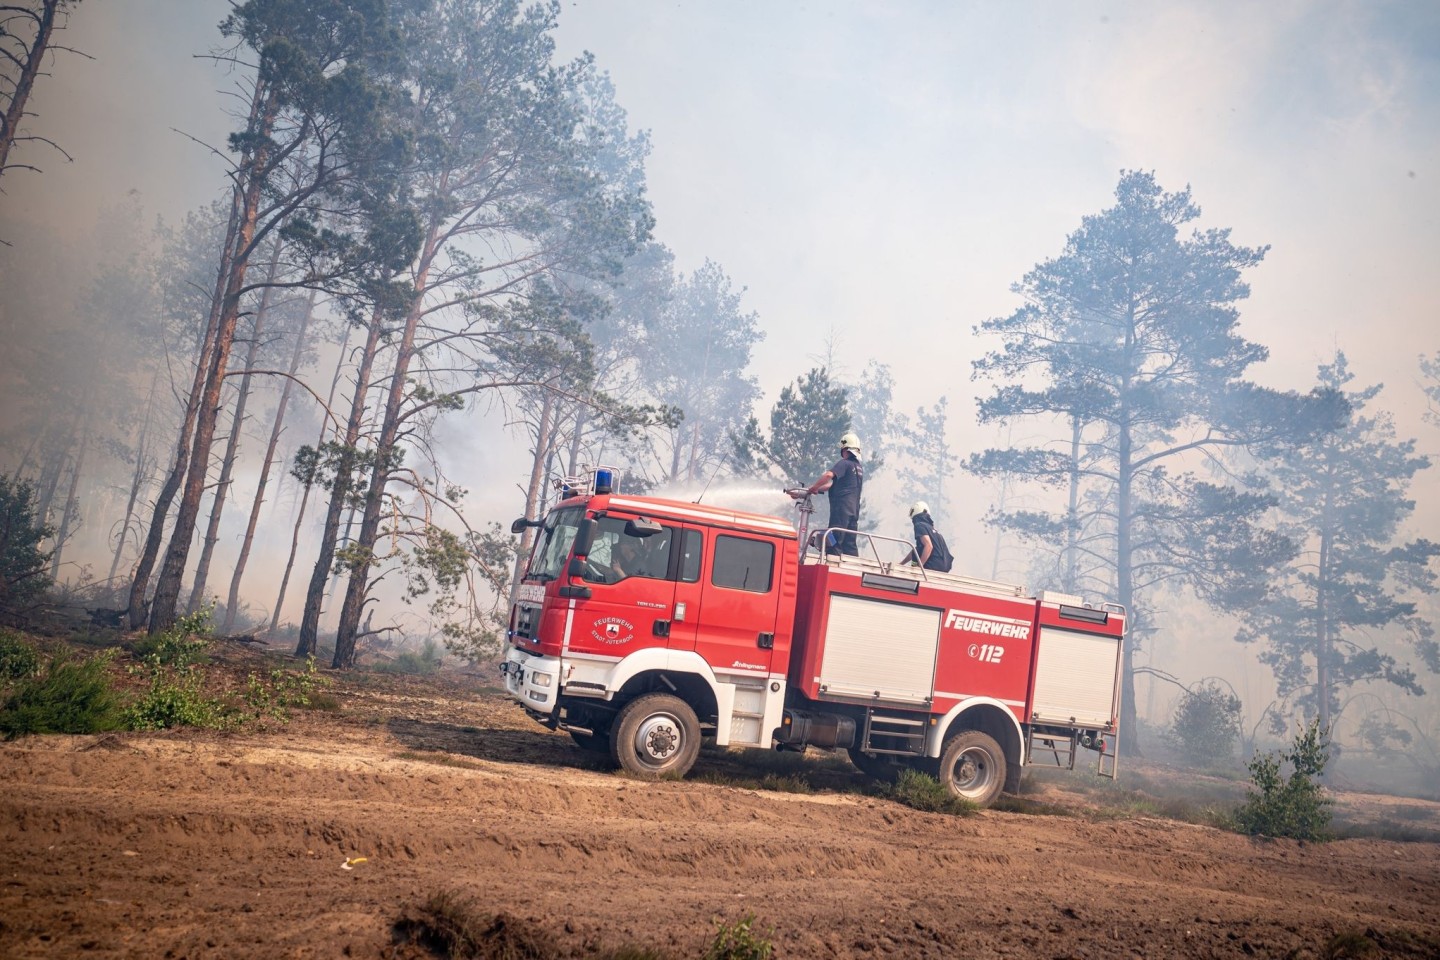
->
949, 745, 998, 800
632, 712, 684, 768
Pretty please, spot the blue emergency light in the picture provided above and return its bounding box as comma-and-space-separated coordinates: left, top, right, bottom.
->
594, 468, 614, 494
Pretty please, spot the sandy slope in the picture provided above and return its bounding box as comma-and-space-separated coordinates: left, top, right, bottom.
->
1, 658, 1437, 960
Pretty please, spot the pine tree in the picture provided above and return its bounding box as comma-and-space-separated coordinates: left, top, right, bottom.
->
1238, 352, 1439, 733
735, 366, 851, 490
968, 170, 1345, 750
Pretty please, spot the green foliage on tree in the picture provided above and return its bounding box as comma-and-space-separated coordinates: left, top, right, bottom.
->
638, 258, 764, 485
1237, 352, 1439, 735
1163, 679, 1242, 768
1422, 352, 1440, 428
967, 170, 1346, 749
896, 396, 953, 519
1232, 719, 1333, 841
735, 366, 851, 488
0, 475, 53, 619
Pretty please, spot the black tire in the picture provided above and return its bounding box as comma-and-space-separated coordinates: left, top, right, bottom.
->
847, 746, 902, 783
938, 730, 1007, 808
569, 729, 612, 754
611, 693, 701, 778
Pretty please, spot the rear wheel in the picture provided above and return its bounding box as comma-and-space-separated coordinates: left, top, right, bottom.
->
611, 694, 701, 778
938, 730, 1007, 807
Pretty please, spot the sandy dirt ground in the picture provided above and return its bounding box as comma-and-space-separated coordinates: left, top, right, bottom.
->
2, 645, 1439, 960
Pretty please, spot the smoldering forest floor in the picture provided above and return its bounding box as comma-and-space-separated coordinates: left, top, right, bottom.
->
2, 641, 1439, 960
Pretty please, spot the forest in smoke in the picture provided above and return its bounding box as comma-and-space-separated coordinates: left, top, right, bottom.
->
2, 0, 1439, 790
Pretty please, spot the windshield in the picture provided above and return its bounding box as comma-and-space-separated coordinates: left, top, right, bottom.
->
525, 506, 583, 582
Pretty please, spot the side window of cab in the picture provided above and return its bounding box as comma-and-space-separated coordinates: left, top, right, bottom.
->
582, 517, 694, 585
711, 535, 774, 593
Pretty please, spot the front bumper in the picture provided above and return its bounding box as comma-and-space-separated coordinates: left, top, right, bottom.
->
500, 645, 561, 718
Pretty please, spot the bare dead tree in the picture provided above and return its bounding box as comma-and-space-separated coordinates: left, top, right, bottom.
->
0, 0, 88, 186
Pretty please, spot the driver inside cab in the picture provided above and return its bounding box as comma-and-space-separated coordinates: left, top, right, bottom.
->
583, 527, 669, 584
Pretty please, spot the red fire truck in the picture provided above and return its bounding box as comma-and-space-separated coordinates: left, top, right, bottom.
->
500, 470, 1124, 807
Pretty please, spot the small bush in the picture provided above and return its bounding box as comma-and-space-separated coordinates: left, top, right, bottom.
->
123, 664, 232, 731
131, 609, 213, 667
0, 629, 42, 680
1232, 718, 1333, 841
886, 768, 978, 816
373, 638, 442, 675
0, 649, 125, 738
1164, 679, 1242, 768
703, 914, 774, 960
243, 655, 329, 722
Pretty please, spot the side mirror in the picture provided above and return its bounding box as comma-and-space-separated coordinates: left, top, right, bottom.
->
625, 517, 662, 538
573, 517, 597, 558
510, 517, 535, 535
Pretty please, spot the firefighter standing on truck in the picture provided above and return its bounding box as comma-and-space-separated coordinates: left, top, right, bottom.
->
792, 432, 864, 555
907, 501, 952, 572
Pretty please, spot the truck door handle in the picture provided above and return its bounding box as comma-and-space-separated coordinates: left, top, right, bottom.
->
653, 620, 670, 637
757, 632, 774, 649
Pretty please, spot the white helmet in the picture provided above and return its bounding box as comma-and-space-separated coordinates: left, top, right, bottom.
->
839, 431, 861, 455
908, 501, 928, 519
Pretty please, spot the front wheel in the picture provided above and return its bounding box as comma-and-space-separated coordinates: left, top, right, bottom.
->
847, 746, 901, 783
938, 730, 1007, 808
569, 729, 613, 755
611, 693, 701, 778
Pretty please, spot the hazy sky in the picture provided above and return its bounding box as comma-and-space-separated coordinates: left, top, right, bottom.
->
7, 0, 1439, 531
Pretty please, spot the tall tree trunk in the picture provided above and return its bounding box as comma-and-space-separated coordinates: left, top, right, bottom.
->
1063, 415, 1082, 593
187, 241, 284, 615
509, 392, 555, 604
297, 305, 385, 656
108, 385, 157, 585
1117, 320, 1138, 756
1315, 488, 1335, 732
224, 288, 317, 634
148, 85, 279, 634
332, 232, 439, 668
48, 428, 87, 579
127, 180, 243, 629
272, 320, 351, 636
0, 0, 59, 178
33, 421, 72, 523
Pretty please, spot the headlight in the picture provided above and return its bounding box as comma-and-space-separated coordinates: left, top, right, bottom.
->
532, 672, 553, 687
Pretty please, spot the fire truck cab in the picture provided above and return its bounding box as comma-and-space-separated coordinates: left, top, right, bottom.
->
501, 471, 1125, 808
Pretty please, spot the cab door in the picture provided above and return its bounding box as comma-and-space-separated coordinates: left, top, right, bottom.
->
564, 515, 682, 658
686, 531, 783, 678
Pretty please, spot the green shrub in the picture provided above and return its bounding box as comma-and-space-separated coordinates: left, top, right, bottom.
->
1164, 679, 1242, 768
373, 638, 441, 675
123, 664, 232, 731
703, 914, 773, 960
1232, 718, 1333, 841
0, 629, 42, 680
243, 655, 329, 722
886, 768, 978, 816
0, 649, 125, 738
131, 609, 213, 667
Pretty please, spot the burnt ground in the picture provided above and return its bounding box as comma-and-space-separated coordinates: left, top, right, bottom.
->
2, 639, 1438, 959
